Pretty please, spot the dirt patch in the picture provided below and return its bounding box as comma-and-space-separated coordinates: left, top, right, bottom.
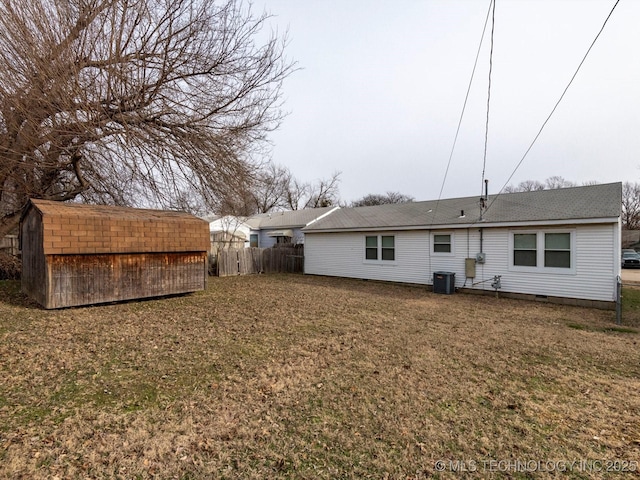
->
0, 275, 638, 478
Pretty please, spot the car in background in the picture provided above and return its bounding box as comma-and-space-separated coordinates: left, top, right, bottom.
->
622, 251, 640, 269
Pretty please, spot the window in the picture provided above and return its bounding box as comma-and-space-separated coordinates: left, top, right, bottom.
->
431, 233, 454, 255
433, 234, 451, 253
365, 235, 395, 262
545, 233, 570, 268
249, 234, 258, 248
365, 236, 378, 260
510, 230, 574, 273
381, 236, 395, 261
513, 233, 537, 266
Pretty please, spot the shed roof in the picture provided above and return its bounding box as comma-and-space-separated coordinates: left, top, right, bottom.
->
303, 183, 622, 232
25, 199, 210, 255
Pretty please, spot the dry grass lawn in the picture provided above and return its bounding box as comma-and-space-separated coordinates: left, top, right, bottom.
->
1, 274, 639, 479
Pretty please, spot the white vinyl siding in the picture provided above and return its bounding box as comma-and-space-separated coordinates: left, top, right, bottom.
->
304, 223, 618, 303
306, 231, 430, 284
493, 225, 614, 301
509, 230, 575, 274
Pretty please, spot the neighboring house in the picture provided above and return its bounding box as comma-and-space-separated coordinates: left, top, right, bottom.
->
251, 206, 340, 248
207, 206, 340, 249
207, 215, 253, 251
302, 183, 622, 308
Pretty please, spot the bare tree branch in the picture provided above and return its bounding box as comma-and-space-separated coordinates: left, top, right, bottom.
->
622, 181, 640, 230
0, 0, 294, 236
302, 171, 341, 209
351, 191, 414, 207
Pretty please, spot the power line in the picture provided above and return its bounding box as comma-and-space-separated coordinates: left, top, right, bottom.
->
436, 0, 494, 202
429, 0, 494, 276
481, 0, 496, 197
486, 0, 621, 214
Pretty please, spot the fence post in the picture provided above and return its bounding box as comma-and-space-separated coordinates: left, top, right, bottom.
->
616, 275, 622, 325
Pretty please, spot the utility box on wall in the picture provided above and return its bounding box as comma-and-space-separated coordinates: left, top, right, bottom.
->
433, 271, 455, 294
465, 258, 476, 278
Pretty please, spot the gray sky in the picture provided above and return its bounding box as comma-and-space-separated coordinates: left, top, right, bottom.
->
254, 0, 639, 203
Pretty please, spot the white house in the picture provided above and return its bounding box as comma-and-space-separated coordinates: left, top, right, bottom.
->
302, 183, 622, 308
250, 206, 339, 248
207, 206, 340, 249
206, 215, 253, 249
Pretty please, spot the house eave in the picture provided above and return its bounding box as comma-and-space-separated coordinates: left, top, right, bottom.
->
303, 216, 620, 234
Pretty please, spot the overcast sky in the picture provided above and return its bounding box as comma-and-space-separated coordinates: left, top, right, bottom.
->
253, 0, 638, 204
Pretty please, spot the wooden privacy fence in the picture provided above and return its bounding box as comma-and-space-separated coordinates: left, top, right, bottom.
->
216, 247, 304, 277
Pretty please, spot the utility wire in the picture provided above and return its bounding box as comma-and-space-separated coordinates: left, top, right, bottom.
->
436, 0, 494, 202
429, 0, 493, 279
485, 0, 621, 214
481, 0, 496, 196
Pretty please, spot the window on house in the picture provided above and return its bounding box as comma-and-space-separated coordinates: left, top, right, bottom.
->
381, 236, 395, 261
249, 234, 258, 248
365, 236, 378, 260
365, 235, 395, 262
433, 234, 451, 253
544, 233, 570, 268
513, 233, 537, 267
511, 230, 574, 272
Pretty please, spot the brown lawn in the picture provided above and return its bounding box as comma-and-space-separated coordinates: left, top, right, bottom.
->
0, 275, 639, 479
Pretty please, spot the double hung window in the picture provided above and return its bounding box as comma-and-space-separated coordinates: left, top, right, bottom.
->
365, 235, 395, 262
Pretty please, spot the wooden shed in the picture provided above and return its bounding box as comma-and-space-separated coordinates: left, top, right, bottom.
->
20, 199, 210, 309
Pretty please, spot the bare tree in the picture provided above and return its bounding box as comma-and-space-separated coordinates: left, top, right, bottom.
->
217, 164, 341, 214
622, 181, 640, 230
0, 0, 294, 236
544, 176, 577, 190
284, 176, 310, 211
300, 171, 341, 209
504, 176, 586, 193
351, 191, 414, 207
504, 180, 545, 193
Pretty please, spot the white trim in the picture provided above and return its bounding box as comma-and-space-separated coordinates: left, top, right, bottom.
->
508, 229, 576, 275
431, 231, 455, 257
305, 217, 619, 234
266, 229, 294, 237
363, 234, 397, 265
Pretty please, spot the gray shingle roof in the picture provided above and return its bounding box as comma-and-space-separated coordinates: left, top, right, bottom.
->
248, 206, 339, 229
303, 182, 621, 232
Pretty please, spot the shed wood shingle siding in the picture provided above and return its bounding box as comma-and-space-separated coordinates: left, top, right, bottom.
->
21, 200, 210, 309
35, 200, 209, 254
